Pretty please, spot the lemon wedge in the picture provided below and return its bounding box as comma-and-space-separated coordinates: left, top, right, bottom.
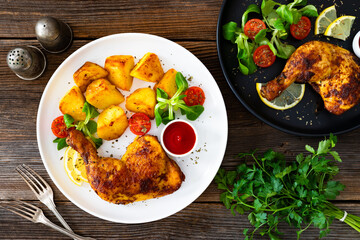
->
324, 15, 356, 40
64, 146, 88, 186
256, 83, 305, 110
315, 5, 337, 35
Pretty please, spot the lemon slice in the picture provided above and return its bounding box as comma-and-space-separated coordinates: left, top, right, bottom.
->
315, 5, 337, 35
64, 147, 87, 186
256, 83, 305, 110
72, 150, 88, 182
324, 15, 356, 40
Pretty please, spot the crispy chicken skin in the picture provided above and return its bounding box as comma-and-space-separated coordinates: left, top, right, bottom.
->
261, 41, 360, 115
66, 129, 185, 204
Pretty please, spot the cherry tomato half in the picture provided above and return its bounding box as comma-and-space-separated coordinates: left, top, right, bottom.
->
290, 16, 311, 40
51, 116, 68, 138
244, 19, 266, 40
253, 45, 276, 68
129, 113, 151, 136
183, 86, 206, 106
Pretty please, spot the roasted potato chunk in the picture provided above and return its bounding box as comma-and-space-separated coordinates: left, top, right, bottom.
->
73, 62, 108, 92
105, 55, 134, 91
154, 68, 178, 98
97, 105, 128, 140
125, 88, 156, 119
130, 52, 164, 82
85, 78, 125, 109
59, 86, 86, 121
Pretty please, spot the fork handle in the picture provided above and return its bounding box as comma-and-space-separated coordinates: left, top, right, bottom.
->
46, 200, 73, 232
41, 216, 96, 240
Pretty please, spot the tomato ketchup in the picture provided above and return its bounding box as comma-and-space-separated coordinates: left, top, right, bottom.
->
162, 120, 197, 155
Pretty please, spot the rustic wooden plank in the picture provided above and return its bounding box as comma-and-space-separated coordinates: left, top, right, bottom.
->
0, 0, 221, 40
0, 201, 359, 239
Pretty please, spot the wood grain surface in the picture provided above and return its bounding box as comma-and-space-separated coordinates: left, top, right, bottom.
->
0, 0, 360, 239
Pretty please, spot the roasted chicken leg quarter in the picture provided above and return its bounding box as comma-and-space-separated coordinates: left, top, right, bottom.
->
66, 129, 185, 204
261, 41, 360, 115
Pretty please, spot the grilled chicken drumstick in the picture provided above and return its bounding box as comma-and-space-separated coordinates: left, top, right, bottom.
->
261, 41, 360, 115
66, 129, 185, 204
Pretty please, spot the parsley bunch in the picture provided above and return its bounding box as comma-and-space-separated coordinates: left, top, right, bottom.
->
215, 134, 360, 239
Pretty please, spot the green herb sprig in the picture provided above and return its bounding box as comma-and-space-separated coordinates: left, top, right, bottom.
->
154, 72, 204, 126
53, 102, 103, 150
215, 134, 360, 239
222, 0, 318, 75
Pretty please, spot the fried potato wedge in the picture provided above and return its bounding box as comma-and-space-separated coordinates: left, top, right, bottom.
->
105, 55, 134, 91
153, 68, 178, 98
59, 86, 86, 121
125, 87, 156, 119
85, 78, 125, 109
130, 53, 164, 82
97, 105, 128, 140
73, 62, 108, 92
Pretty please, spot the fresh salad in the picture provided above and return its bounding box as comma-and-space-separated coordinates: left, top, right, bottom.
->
223, 0, 318, 75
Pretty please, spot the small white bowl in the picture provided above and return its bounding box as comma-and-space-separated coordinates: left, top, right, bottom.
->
160, 119, 198, 158
352, 31, 360, 58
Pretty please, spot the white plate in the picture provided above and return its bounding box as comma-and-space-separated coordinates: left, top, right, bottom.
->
37, 33, 228, 223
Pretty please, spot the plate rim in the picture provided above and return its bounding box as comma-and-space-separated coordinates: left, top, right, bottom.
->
36, 32, 228, 223
216, 0, 360, 137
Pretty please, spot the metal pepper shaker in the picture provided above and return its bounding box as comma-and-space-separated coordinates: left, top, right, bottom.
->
7, 46, 46, 80
35, 16, 72, 53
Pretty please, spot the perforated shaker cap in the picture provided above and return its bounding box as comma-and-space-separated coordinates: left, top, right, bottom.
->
7, 46, 46, 80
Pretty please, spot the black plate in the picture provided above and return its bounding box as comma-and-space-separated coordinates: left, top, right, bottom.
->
217, 0, 360, 136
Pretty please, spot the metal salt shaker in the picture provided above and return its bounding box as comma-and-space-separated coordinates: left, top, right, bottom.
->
35, 16, 73, 53
7, 46, 46, 80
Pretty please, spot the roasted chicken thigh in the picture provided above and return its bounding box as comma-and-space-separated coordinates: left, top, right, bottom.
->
66, 129, 185, 204
261, 41, 360, 115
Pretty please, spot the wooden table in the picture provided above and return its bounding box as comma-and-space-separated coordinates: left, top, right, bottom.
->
1, 0, 360, 239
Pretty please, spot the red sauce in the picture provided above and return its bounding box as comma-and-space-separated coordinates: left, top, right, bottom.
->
163, 121, 196, 155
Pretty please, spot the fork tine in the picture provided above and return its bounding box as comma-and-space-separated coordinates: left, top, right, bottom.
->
16, 167, 41, 195
3, 206, 34, 222
0, 202, 34, 222
16, 165, 42, 194
2, 201, 93, 240
9, 204, 34, 216
20, 164, 47, 190
23, 164, 50, 189
14, 200, 37, 213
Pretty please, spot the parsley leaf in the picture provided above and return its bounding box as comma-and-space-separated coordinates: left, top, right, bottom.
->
324, 181, 345, 200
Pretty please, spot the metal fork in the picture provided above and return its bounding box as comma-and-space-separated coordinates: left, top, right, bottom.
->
16, 164, 72, 232
0, 200, 95, 240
